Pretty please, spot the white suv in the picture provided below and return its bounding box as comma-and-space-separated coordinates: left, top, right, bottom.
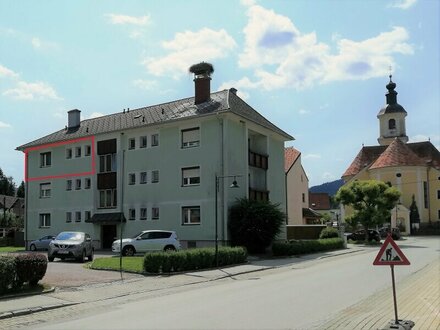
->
112, 230, 181, 256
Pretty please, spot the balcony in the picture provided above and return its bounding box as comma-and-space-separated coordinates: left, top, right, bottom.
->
248, 150, 268, 170
249, 188, 269, 202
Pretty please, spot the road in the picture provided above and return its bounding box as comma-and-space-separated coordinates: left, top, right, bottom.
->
30, 237, 439, 330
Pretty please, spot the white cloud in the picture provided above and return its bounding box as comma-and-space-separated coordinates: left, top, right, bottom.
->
144, 28, 237, 78
0, 64, 19, 79
298, 109, 309, 115
88, 112, 104, 119
31, 37, 59, 51
3, 81, 62, 101
389, 0, 417, 10
133, 79, 158, 90
105, 14, 151, 26
303, 153, 321, 159
233, 4, 414, 94
322, 172, 336, 181
0, 121, 11, 128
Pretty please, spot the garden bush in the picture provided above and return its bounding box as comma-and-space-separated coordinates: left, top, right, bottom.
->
143, 247, 247, 274
0, 255, 17, 294
14, 253, 48, 287
272, 238, 344, 257
319, 227, 339, 239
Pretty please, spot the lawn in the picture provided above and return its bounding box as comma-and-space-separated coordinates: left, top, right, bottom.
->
0, 246, 25, 253
90, 256, 144, 273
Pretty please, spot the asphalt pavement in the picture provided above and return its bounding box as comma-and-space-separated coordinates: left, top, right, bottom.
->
0, 240, 438, 329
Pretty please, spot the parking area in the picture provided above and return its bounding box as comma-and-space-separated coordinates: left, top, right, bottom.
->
38, 251, 144, 288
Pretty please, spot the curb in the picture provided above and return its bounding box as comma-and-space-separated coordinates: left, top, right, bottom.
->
0, 302, 78, 320
0, 286, 55, 301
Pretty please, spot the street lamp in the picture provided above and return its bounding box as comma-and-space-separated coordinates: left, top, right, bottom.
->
215, 174, 241, 267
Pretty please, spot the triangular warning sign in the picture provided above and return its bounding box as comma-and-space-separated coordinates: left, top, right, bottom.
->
373, 235, 410, 266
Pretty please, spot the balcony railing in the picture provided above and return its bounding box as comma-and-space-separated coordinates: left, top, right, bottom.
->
248, 150, 268, 170
249, 188, 269, 202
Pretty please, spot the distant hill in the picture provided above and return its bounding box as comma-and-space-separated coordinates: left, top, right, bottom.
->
309, 179, 344, 196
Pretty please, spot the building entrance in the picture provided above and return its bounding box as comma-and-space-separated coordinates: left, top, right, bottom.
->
102, 225, 117, 249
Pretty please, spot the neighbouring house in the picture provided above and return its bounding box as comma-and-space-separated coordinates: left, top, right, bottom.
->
341, 76, 440, 234
0, 194, 25, 237
285, 147, 310, 225
17, 63, 293, 249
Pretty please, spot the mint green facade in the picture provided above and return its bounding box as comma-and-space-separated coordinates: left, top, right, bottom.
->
24, 112, 289, 249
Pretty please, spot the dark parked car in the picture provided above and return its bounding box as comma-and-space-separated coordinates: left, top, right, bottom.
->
48, 231, 94, 262
379, 227, 401, 240
347, 229, 381, 242
29, 235, 55, 251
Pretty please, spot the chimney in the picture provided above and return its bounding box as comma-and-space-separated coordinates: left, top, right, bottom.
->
67, 109, 81, 129
189, 62, 214, 105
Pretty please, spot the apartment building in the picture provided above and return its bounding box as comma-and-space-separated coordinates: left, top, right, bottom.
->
17, 63, 293, 249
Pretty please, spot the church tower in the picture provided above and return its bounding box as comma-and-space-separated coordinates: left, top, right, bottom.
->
377, 76, 408, 146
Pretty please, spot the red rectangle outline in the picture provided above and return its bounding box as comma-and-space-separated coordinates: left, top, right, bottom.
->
24, 136, 96, 182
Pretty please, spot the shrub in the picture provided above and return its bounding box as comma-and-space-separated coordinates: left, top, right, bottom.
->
0, 256, 17, 294
272, 238, 344, 257
229, 198, 285, 253
143, 247, 247, 274
319, 227, 339, 239
14, 253, 48, 287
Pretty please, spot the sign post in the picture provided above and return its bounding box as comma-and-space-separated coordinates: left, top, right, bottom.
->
373, 235, 414, 329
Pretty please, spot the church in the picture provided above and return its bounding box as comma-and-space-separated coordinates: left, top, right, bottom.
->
341, 76, 440, 235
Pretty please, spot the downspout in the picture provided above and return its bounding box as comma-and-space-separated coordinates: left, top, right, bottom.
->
427, 164, 431, 223
119, 133, 125, 278
220, 117, 225, 245
24, 152, 29, 249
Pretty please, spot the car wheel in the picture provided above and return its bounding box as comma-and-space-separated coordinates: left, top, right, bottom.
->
48, 256, 54, 262
164, 245, 176, 252
78, 250, 86, 263
122, 246, 135, 256
88, 249, 94, 261
30, 244, 37, 251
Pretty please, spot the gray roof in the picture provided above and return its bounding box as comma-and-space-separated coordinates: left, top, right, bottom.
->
17, 89, 293, 151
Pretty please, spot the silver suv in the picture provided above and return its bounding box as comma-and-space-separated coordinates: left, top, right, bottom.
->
112, 230, 181, 256
48, 231, 94, 262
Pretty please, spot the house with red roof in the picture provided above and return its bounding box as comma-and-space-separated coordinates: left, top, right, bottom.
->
341, 76, 440, 234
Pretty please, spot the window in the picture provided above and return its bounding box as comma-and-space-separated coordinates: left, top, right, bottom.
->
99, 189, 117, 208
85, 178, 91, 189
181, 128, 200, 148
85, 145, 91, 156
182, 206, 201, 225
129, 209, 136, 220
66, 180, 72, 191
40, 183, 51, 198
99, 154, 116, 173
302, 193, 305, 203
66, 212, 72, 223
85, 211, 91, 221
129, 173, 136, 185
140, 208, 147, 220
152, 170, 159, 183
423, 181, 429, 209
75, 211, 81, 222
40, 152, 51, 167
66, 148, 72, 159
388, 119, 396, 129
182, 167, 200, 186
75, 147, 81, 158
39, 213, 51, 228
152, 207, 159, 220
129, 138, 135, 150
151, 134, 159, 147
140, 172, 147, 184
437, 190, 440, 199
76, 179, 81, 190
140, 136, 147, 148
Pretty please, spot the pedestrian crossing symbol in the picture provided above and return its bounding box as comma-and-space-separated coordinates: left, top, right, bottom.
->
373, 235, 410, 266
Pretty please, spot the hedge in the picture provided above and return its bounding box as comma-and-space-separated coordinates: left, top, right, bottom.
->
0, 256, 17, 294
144, 247, 247, 274
14, 253, 48, 287
319, 227, 339, 239
0, 253, 48, 295
272, 238, 344, 257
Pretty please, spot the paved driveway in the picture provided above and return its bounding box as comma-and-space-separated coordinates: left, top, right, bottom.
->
38, 251, 144, 288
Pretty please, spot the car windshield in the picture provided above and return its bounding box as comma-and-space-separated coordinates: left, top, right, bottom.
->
131, 232, 143, 239
56, 232, 84, 241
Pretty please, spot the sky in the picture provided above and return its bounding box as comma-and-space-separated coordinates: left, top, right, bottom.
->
0, 0, 439, 188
